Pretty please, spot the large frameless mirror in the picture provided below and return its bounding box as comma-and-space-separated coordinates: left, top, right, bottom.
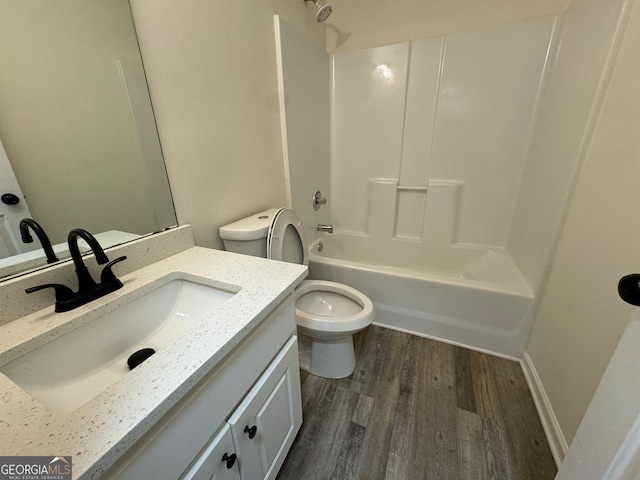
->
0, 0, 177, 281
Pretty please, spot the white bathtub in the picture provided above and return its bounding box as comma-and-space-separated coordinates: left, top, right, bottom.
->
307, 234, 534, 358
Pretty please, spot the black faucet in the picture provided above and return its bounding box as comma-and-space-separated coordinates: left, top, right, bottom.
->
19, 218, 59, 264
25, 228, 127, 312
68, 228, 112, 294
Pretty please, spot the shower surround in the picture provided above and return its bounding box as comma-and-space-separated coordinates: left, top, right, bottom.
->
276, 5, 621, 358
331, 18, 556, 249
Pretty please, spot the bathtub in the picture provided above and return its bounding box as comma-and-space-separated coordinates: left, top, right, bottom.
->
307, 234, 534, 358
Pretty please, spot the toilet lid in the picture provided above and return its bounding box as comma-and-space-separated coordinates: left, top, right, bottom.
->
267, 208, 308, 266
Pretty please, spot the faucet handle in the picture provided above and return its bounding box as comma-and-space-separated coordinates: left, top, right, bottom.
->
100, 256, 127, 286
313, 191, 327, 211
25, 283, 75, 303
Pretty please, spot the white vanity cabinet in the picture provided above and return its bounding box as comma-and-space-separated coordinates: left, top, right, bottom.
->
185, 336, 300, 480
107, 295, 302, 480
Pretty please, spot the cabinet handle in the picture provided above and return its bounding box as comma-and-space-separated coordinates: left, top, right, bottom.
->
244, 425, 257, 439
221, 452, 236, 469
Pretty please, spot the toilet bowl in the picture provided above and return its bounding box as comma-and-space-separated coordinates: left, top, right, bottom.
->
219, 208, 375, 379
295, 279, 374, 378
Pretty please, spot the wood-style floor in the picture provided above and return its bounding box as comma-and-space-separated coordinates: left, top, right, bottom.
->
277, 325, 557, 480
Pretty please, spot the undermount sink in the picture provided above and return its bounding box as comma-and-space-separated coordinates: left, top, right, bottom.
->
1, 278, 237, 414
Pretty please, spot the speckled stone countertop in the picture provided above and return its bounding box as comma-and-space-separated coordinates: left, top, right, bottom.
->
0, 247, 307, 479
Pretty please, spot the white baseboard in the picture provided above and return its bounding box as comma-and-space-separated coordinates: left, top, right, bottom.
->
520, 350, 568, 467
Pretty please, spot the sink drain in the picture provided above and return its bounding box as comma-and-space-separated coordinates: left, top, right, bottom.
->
127, 348, 156, 370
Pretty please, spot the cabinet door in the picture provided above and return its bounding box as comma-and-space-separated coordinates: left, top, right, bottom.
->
183, 424, 241, 480
228, 336, 302, 480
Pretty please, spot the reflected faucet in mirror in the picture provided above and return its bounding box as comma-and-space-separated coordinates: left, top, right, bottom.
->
26, 228, 127, 312
19, 218, 59, 264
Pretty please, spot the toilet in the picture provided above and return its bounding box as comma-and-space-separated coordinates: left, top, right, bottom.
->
219, 208, 375, 379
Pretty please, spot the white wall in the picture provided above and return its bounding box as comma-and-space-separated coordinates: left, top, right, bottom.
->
275, 18, 332, 240
330, 17, 555, 251
325, 0, 569, 53
130, 0, 325, 249
525, 0, 638, 452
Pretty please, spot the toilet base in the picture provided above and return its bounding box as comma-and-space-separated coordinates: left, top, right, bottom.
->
297, 332, 356, 379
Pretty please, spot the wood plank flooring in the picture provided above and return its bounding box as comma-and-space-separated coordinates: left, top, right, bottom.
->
277, 326, 557, 480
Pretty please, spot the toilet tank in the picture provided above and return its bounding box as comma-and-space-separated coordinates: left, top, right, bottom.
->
218, 208, 281, 258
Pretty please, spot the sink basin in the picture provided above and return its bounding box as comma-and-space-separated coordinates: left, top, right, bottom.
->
1, 278, 237, 413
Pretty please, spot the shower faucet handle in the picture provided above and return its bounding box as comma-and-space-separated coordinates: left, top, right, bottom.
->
313, 190, 327, 211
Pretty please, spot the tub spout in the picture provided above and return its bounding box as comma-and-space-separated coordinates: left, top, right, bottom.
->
317, 224, 334, 234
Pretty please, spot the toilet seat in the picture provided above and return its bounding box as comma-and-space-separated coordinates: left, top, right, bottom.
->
267, 208, 308, 266
295, 280, 375, 334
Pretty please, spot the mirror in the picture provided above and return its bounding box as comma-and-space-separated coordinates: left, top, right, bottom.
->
0, 0, 177, 280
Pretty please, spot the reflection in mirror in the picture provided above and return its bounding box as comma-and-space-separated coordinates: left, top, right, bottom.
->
0, 0, 177, 281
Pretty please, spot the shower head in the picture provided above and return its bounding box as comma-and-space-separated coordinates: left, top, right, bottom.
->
315, 3, 332, 22
304, 0, 333, 23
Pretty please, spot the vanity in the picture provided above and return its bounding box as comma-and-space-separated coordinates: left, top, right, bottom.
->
1, 1, 309, 476
0, 234, 307, 480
